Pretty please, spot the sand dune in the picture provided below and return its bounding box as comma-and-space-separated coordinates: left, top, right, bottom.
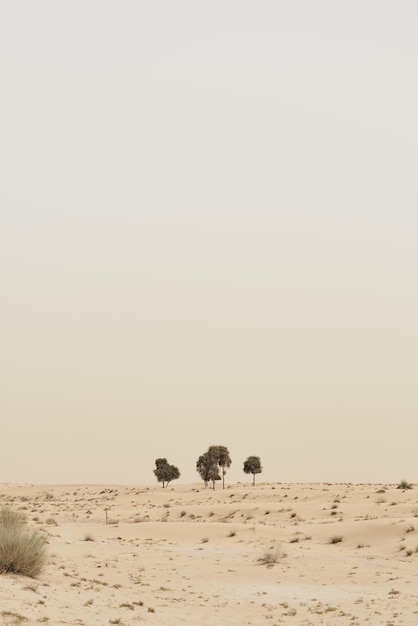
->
1, 482, 418, 625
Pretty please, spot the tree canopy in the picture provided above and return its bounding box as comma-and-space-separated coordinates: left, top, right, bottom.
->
153, 458, 180, 488
196, 445, 231, 489
243, 455, 262, 486
196, 451, 220, 489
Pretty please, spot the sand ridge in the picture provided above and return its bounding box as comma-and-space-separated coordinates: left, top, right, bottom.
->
1, 482, 418, 625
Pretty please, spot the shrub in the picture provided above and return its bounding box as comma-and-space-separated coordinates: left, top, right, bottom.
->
329, 535, 343, 544
257, 544, 287, 567
397, 480, 413, 490
0, 508, 47, 578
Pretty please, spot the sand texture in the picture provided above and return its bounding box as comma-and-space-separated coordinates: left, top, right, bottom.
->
1, 482, 418, 625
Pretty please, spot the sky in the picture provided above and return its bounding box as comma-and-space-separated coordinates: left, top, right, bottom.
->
1, 1, 417, 486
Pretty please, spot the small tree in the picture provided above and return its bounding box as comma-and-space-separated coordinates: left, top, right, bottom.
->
153, 458, 180, 488
211, 445, 231, 489
196, 451, 221, 490
243, 456, 262, 486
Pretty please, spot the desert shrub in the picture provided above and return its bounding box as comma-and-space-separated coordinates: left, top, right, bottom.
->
329, 535, 343, 544
0, 508, 47, 577
257, 544, 287, 567
397, 480, 413, 490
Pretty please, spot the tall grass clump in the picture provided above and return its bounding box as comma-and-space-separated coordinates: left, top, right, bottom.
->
257, 544, 287, 567
0, 508, 47, 577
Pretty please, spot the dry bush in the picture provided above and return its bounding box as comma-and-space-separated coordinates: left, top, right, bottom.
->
397, 480, 413, 490
257, 544, 287, 567
0, 508, 47, 578
329, 535, 343, 544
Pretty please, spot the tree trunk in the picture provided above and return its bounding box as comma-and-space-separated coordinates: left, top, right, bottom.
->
212, 480, 215, 490
222, 468, 225, 489
252, 473, 255, 487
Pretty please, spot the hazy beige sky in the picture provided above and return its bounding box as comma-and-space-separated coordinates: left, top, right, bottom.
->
1, 1, 417, 485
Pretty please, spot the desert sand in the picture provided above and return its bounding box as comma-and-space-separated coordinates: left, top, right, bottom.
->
1, 481, 418, 625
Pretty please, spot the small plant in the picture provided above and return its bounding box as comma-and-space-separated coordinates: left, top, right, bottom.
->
329, 535, 343, 544
228, 530, 236, 537
0, 508, 47, 578
284, 607, 297, 616
83, 533, 95, 542
0, 611, 27, 624
201, 537, 209, 543
257, 544, 287, 567
397, 480, 413, 490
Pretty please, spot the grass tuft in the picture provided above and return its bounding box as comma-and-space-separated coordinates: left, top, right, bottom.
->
0, 508, 47, 578
329, 535, 343, 544
257, 544, 287, 567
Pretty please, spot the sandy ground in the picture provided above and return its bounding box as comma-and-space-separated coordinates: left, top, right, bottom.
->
1, 481, 418, 625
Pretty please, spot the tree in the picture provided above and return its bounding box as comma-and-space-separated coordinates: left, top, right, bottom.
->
243, 456, 262, 486
209, 445, 231, 489
197, 445, 231, 490
153, 458, 180, 488
196, 450, 221, 490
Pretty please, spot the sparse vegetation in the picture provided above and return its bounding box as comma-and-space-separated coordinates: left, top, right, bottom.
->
0, 611, 27, 624
257, 544, 287, 567
0, 508, 47, 578
329, 535, 343, 544
397, 480, 413, 490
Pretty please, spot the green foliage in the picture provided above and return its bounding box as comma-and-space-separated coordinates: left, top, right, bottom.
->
210, 445, 232, 489
196, 445, 231, 489
243, 456, 262, 485
153, 458, 180, 488
196, 452, 220, 488
0, 508, 47, 578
